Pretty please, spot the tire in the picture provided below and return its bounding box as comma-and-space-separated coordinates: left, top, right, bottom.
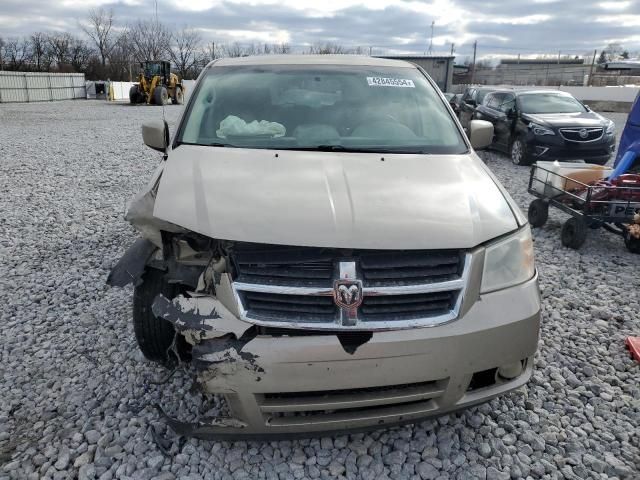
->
528, 199, 549, 228
133, 267, 179, 365
153, 86, 169, 106
624, 231, 640, 254
172, 86, 184, 105
561, 217, 588, 249
511, 137, 532, 166
129, 85, 141, 104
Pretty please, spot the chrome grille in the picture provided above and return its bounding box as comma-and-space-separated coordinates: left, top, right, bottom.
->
559, 127, 604, 142
230, 244, 469, 331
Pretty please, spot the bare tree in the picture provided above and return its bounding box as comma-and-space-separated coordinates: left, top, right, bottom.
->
0, 37, 5, 69
169, 27, 202, 79
69, 37, 93, 72
129, 19, 171, 62
307, 43, 346, 54
80, 7, 115, 66
47, 33, 73, 69
222, 42, 244, 58
4, 38, 31, 70
29, 32, 49, 71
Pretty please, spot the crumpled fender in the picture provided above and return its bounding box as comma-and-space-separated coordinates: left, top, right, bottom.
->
106, 238, 157, 287
151, 293, 254, 344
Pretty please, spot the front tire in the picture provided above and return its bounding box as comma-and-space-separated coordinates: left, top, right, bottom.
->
133, 268, 179, 365
561, 217, 588, 249
624, 230, 640, 254
153, 86, 169, 106
172, 86, 184, 105
528, 199, 549, 227
511, 137, 532, 166
129, 85, 142, 104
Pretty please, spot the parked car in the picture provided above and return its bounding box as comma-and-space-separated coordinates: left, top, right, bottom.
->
474, 89, 616, 166
444, 92, 462, 114
108, 55, 540, 438
458, 86, 501, 130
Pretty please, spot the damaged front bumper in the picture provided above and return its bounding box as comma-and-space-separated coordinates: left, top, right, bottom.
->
150, 275, 540, 439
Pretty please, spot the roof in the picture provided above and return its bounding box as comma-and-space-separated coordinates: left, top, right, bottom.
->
604, 61, 640, 70
514, 89, 573, 96
500, 58, 585, 65
377, 55, 455, 61
209, 54, 416, 68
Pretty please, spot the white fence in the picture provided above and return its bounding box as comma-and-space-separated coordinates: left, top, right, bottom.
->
109, 82, 136, 101
0, 72, 86, 103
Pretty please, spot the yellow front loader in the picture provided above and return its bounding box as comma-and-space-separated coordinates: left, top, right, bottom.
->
129, 61, 184, 105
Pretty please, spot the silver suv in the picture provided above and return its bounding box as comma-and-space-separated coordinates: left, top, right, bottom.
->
108, 55, 541, 438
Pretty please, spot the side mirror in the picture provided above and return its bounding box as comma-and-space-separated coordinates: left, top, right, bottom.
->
584, 104, 591, 111
469, 120, 494, 150
142, 120, 169, 153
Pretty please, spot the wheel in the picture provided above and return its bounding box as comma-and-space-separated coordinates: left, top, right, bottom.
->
561, 217, 588, 249
153, 86, 169, 106
129, 85, 142, 104
172, 86, 184, 105
133, 267, 179, 365
528, 199, 549, 228
511, 137, 532, 166
624, 230, 640, 254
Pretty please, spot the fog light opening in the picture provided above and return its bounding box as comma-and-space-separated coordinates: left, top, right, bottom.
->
534, 146, 549, 157
497, 360, 525, 380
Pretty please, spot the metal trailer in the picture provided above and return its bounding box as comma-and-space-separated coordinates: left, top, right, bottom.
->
527, 164, 640, 252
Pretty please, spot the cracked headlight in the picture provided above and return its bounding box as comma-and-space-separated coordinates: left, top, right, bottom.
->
481, 227, 535, 294
606, 121, 615, 135
529, 123, 555, 136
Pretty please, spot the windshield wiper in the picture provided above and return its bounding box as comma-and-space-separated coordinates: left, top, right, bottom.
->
300, 145, 408, 153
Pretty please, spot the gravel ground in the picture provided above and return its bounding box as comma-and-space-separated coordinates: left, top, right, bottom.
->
0, 101, 638, 480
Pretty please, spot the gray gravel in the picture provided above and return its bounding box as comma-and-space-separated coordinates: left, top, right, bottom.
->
1, 101, 638, 480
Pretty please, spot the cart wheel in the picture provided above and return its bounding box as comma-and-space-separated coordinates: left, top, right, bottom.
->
561, 217, 588, 249
528, 200, 549, 228
624, 231, 640, 254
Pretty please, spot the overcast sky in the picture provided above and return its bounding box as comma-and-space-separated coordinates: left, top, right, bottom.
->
1, 0, 639, 60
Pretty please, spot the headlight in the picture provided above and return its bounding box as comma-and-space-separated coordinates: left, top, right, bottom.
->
529, 123, 555, 136
606, 121, 615, 134
481, 227, 535, 293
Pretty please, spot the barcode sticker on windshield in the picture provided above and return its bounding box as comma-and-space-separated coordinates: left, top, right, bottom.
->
367, 77, 415, 88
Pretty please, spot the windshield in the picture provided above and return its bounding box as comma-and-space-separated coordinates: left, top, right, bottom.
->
519, 93, 586, 114
476, 89, 493, 105
178, 64, 466, 154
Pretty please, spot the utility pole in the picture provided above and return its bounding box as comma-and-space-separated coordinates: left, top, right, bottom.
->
426, 21, 435, 55
450, 43, 455, 55
588, 49, 597, 86
470, 40, 477, 84
211, 41, 216, 60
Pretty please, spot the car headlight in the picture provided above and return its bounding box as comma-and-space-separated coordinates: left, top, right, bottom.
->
606, 121, 615, 134
529, 123, 555, 136
481, 227, 535, 293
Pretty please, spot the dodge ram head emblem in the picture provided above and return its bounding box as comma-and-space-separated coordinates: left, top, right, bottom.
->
579, 128, 589, 139
333, 280, 363, 309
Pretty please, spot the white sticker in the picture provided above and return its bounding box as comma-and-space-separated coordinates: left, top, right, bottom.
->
367, 77, 415, 88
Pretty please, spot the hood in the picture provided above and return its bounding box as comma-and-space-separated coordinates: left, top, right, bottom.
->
522, 111, 607, 128
153, 145, 518, 249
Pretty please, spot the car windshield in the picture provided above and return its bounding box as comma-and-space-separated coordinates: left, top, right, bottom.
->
476, 89, 493, 105
177, 64, 466, 154
519, 93, 586, 114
